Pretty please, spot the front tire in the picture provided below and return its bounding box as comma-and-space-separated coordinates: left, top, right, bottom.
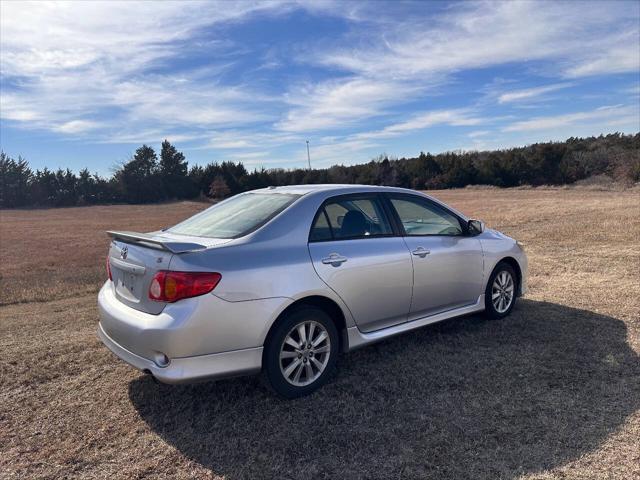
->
263, 306, 339, 399
484, 262, 517, 319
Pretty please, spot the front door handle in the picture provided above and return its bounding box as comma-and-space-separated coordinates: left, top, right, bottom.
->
412, 247, 430, 258
322, 253, 348, 265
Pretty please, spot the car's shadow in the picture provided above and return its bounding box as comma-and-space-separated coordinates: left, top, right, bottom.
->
129, 300, 640, 479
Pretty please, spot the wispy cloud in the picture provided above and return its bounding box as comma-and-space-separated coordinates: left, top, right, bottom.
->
52, 120, 101, 134
276, 77, 420, 132
498, 83, 573, 104
0, 1, 289, 141
564, 30, 640, 77
503, 105, 639, 132
315, 1, 639, 80
468, 130, 491, 138
354, 109, 484, 140
279, 1, 638, 138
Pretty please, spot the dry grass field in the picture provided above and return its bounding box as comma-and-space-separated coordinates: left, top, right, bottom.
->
0, 202, 210, 306
1, 188, 639, 479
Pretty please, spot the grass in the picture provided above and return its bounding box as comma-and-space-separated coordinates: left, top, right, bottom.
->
0, 202, 208, 305
1, 188, 639, 479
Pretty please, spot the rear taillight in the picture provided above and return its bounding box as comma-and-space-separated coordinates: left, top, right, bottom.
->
106, 255, 112, 281
148, 271, 221, 303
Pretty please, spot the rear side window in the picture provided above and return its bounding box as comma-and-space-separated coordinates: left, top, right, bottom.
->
309, 210, 333, 241
309, 196, 392, 241
169, 193, 299, 238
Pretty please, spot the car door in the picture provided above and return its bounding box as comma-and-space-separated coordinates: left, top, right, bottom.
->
386, 194, 484, 320
308, 194, 413, 332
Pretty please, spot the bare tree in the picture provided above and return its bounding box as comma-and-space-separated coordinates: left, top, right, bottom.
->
209, 175, 231, 199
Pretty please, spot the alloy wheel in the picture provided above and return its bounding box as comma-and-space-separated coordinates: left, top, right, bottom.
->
492, 270, 515, 313
279, 320, 331, 387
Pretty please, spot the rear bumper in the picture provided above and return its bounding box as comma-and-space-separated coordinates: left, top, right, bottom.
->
96, 281, 271, 384
97, 322, 262, 384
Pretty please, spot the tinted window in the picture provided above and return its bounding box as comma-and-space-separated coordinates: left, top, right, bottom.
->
390, 197, 463, 236
309, 197, 392, 241
309, 210, 332, 241
169, 193, 299, 238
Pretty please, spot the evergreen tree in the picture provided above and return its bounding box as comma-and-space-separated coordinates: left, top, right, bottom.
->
159, 139, 189, 200
76, 168, 95, 204
117, 145, 161, 203
0, 152, 32, 207
220, 161, 248, 195
54, 168, 78, 206
31, 168, 57, 206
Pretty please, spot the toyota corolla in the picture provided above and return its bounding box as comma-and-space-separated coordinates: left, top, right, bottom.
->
98, 185, 527, 398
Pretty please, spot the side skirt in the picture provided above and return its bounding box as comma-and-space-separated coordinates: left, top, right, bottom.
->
346, 294, 485, 351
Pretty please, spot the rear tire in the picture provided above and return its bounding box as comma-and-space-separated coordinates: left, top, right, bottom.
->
484, 262, 517, 319
262, 306, 339, 399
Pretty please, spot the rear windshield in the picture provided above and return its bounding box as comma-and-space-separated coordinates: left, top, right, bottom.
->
168, 193, 299, 238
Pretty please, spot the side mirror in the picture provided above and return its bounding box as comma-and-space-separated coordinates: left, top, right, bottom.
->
468, 219, 485, 235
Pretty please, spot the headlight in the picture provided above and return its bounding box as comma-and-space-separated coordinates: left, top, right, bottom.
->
516, 240, 526, 251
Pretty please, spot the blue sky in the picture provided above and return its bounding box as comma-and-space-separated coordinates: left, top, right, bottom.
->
1, 0, 639, 176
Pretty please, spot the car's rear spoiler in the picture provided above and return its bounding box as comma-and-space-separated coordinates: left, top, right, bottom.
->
107, 230, 207, 254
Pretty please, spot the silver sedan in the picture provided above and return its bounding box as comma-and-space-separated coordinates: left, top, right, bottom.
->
98, 185, 527, 398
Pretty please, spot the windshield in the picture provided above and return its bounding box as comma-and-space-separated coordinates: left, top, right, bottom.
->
168, 192, 300, 238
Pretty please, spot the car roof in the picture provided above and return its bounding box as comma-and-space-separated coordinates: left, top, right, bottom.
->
252, 184, 418, 195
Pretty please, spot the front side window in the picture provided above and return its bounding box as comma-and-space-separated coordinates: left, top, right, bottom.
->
168, 193, 299, 238
309, 196, 392, 241
390, 196, 463, 236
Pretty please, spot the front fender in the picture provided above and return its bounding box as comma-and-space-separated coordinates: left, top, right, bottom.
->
479, 229, 528, 295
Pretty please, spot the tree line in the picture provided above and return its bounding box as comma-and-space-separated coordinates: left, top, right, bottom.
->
0, 133, 638, 208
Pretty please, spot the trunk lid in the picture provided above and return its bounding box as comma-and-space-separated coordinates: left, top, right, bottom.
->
107, 231, 230, 314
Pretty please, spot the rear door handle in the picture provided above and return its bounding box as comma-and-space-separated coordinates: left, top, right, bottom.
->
411, 247, 430, 258
322, 253, 348, 265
